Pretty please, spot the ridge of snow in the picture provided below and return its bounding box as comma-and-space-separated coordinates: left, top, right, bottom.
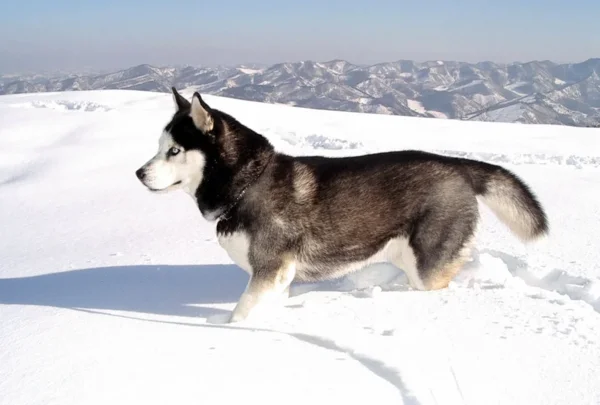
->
1, 90, 600, 405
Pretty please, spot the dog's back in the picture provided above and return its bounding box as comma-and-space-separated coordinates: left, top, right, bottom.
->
239, 149, 548, 288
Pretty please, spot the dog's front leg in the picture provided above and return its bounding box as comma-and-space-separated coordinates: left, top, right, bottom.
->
228, 258, 296, 323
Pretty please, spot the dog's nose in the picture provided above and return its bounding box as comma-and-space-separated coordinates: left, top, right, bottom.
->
135, 168, 145, 181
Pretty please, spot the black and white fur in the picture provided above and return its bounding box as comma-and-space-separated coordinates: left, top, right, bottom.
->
136, 88, 549, 323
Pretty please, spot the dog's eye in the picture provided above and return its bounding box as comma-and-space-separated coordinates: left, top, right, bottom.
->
168, 147, 180, 156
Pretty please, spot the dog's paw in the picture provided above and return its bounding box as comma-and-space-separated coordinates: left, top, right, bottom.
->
206, 313, 232, 324
206, 311, 248, 324
227, 311, 248, 324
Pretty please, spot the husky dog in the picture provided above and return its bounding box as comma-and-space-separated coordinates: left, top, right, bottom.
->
136, 88, 549, 323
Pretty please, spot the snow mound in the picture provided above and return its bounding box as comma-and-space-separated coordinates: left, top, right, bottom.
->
278, 130, 363, 150
1, 89, 600, 405
24, 100, 113, 112
440, 149, 600, 168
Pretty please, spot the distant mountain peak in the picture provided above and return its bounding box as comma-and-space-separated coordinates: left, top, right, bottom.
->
1, 57, 599, 127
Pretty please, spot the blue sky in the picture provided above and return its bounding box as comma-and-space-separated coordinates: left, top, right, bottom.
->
0, 0, 598, 72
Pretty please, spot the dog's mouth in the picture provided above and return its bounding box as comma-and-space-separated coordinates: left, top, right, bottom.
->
147, 180, 182, 193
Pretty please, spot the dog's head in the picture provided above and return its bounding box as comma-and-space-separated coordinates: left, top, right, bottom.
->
136, 87, 273, 220
135, 88, 213, 196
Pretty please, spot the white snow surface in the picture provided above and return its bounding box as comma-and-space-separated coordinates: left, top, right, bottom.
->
1, 89, 600, 405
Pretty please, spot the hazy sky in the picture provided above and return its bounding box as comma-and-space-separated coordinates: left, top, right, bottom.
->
1, 0, 598, 73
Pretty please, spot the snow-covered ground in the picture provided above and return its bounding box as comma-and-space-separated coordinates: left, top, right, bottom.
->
1, 89, 600, 405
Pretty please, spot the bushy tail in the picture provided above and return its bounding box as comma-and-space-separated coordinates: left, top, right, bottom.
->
462, 159, 549, 242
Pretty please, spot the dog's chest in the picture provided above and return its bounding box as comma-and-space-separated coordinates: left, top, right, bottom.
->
217, 231, 253, 274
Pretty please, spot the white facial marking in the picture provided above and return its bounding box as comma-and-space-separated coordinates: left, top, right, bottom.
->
180, 150, 205, 196
137, 131, 206, 195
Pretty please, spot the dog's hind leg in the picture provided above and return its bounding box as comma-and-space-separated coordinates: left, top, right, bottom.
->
421, 256, 467, 290
228, 257, 296, 323
419, 237, 474, 290
406, 186, 478, 291
388, 236, 428, 290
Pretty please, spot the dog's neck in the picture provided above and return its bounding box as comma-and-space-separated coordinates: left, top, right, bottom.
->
215, 150, 275, 222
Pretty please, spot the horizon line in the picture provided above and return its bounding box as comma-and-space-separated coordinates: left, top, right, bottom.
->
2, 56, 600, 76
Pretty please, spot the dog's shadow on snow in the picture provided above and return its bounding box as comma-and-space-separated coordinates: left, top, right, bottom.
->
0, 264, 384, 319
0, 264, 252, 318
0, 265, 419, 403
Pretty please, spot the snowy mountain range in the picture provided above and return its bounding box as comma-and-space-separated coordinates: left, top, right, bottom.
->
2, 58, 599, 126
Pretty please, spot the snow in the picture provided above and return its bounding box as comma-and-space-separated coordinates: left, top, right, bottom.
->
448, 79, 484, 92
407, 99, 450, 119
427, 110, 448, 119
483, 103, 525, 123
407, 99, 426, 114
506, 81, 531, 96
1, 89, 600, 405
237, 67, 262, 75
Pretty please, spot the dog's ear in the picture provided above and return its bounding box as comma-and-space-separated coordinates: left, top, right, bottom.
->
171, 87, 190, 111
190, 92, 214, 132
